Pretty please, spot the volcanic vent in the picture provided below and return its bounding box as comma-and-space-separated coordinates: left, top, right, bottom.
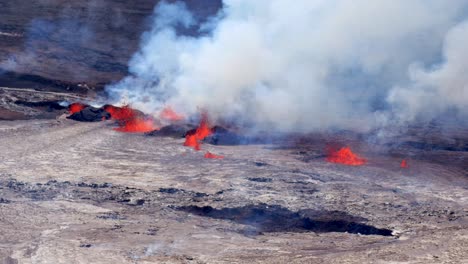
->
1, 0, 468, 263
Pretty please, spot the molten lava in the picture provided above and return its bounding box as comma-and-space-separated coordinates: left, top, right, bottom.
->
194, 117, 212, 140
326, 146, 367, 166
113, 117, 156, 133
183, 114, 213, 150
184, 133, 201, 150
103, 105, 156, 133
104, 105, 138, 121
401, 159, 408, 168
69, 103, 86, 114
204, 152, 224, 159
160, 107, 184, 122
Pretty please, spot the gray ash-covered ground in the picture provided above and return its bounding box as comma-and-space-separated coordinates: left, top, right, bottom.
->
1, 1, 467, 262
0, 93, 467, 263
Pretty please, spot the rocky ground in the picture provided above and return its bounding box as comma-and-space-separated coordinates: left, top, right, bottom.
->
0, 0, 221, 91
1, 1, 467, 262
0, 91, 467, 263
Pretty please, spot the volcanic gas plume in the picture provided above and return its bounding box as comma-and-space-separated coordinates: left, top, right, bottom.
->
160, 107, 184, 122
105, 0, 468, 133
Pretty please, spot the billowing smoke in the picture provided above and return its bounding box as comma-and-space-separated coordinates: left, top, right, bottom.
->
106, 0, 468, 132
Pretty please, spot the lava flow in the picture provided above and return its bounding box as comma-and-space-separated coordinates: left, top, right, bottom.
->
204, 152, 224, 159
184, 114, 212, 150
104, 105, 139, 121
114, 117, 156, 133
401, 159, 408, 168
184, 132, 201, 150
69, 103, 87, 114
104, 105, 157, 133
326, 146, 367, 166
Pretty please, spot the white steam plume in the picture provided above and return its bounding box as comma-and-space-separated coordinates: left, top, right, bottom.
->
106, 0, 468, 131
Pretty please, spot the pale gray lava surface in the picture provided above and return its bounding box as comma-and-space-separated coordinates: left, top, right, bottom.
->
0, 99, 467, 263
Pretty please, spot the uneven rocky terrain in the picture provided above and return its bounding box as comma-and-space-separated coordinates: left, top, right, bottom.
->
1, 1, 467, 262
0, 91, 467, 263
0, 0, 221, 90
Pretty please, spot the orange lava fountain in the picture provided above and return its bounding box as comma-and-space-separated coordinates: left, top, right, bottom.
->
184, 133, 201, 150
103, 105, 157, 133
326, 146, 367, 166
183, 114, 212, 150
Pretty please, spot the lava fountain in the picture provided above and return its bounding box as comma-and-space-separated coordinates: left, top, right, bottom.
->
326, 146, 367, 166
183, 113, 212, 150
103, 105, 157, 133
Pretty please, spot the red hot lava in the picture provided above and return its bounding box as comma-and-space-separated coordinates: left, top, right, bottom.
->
401, 159, 408, 168
114, 117, 156, 133
104, 105, 157, 133
69, 103, 86, 114
68, 104, 223, 156
204, 152, 224, 159
184, 114, 212, 150
326, 146, 367, 166
184, 132, 201, 150
104, 105, 139, 121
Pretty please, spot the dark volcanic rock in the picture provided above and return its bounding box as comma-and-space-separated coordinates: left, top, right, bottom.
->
146, 124, 196, 138
204, 126, 247, 145
175, 204, 393, 236
204, 126, 285, 146
67, 106, 110, 122
247, 177, 272, 183
14, 100, 66, 111
0, 198, 11, 204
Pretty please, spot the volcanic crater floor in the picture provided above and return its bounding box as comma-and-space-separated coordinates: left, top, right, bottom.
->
0, 118, 467, 263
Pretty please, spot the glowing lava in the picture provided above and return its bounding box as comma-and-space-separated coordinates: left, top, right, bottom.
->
113, 117, 156, 133
103, 105, 138, 121
184, 133, 201, 150
194, 114, 212, 140
69, 103, 86, 114
326, 146, 367, 166
103, 105, 157, 133
401, 159, 408, 168
160, 107, 184, 122
204, 152, 224, 159
183, 114, 213, 150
